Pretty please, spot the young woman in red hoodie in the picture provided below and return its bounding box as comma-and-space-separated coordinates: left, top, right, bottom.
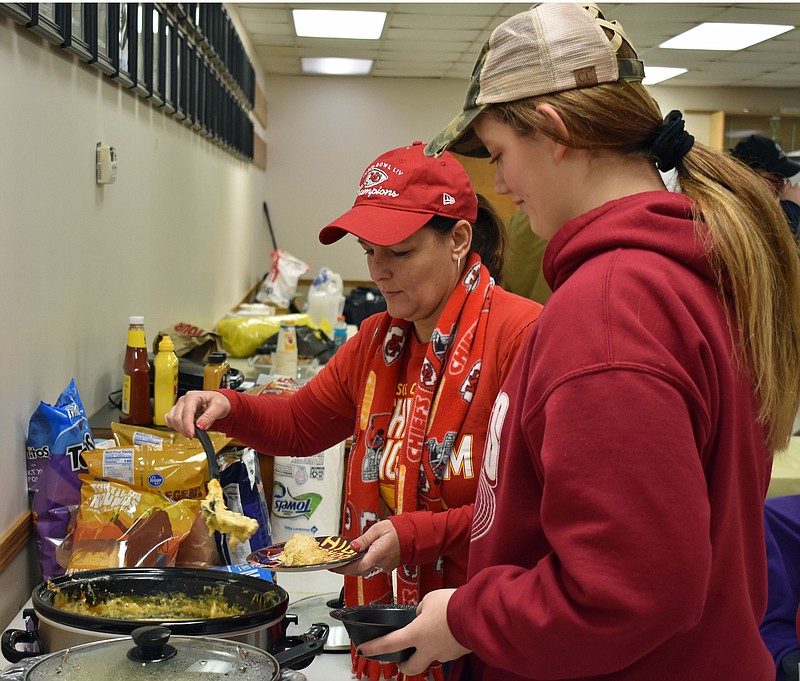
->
355, 5, 800, 681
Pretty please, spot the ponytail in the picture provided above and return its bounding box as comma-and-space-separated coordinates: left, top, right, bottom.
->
425, 194, 508, 282
471, 194, 507, 282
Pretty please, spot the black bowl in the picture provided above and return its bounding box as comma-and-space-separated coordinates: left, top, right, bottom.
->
330, 604, 416, 662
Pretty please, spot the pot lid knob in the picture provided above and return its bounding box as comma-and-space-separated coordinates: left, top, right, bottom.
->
127, 626, 177, 662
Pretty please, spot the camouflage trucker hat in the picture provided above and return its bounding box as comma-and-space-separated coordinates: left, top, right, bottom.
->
425, 3, 645, 158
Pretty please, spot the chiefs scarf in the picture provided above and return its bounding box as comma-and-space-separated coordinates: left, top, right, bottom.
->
342, 252, 493, 681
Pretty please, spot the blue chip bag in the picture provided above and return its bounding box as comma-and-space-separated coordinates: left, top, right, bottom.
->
26, 379, 93, 494
215, 447, 272, 565
27, 379, 95, 579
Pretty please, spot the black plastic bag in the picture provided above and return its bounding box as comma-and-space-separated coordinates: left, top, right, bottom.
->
343, 287, 387, 326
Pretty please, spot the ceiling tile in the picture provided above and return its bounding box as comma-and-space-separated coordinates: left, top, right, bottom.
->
232, 2, 800, 87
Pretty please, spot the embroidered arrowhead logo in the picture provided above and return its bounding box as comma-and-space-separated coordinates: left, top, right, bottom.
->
363, 167, 389, 188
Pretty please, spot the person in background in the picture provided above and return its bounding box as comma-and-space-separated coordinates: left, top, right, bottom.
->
354, 5, 800, 680
761, 494, 800, 681
166, 141, 542, 681
732, 134, 800, 238
502, 208, 552, 304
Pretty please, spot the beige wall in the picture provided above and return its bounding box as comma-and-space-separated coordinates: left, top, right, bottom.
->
0, 13, 272, 627
3, 4, 800, 631
262, 75, 800, 281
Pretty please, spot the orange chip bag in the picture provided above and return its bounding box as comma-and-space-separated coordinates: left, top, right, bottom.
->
67, 475, 198, 572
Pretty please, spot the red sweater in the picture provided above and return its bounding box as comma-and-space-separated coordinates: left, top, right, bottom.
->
447, 193, 774, 680
216, 286, 540, 590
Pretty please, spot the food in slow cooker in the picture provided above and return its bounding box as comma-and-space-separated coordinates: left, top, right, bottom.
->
52, 591, 247, 620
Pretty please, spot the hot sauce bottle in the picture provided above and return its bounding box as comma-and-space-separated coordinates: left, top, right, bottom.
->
121, 315, 152, 425
203, 352, 230, 390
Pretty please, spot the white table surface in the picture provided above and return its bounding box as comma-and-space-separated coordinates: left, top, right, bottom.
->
0, 569, 354, 681
769, 436, 800, 499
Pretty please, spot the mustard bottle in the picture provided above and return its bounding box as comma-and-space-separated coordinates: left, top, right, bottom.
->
203, 352, 230, 390
153, 335, 179, 426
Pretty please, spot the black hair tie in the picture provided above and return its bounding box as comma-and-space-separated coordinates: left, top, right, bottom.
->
651, 110, 695, 172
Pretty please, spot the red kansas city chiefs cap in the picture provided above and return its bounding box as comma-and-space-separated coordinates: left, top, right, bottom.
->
318, 141, 478, 246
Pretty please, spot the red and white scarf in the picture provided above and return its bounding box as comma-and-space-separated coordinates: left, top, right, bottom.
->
342, 252, 493, 680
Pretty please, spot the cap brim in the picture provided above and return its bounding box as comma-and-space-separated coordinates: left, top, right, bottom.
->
319, 204, 435, 246
772, 156, 800, 178
424, 104, 489, 159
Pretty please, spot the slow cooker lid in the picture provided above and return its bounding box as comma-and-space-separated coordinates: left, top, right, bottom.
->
24, 628, 279, 681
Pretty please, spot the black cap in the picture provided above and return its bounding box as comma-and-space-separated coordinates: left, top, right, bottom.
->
732, 134, 800, 178
207, 352, 227, 363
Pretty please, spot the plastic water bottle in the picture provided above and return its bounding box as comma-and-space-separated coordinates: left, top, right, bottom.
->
273, 322, 298, 378
333, 315, 347, 353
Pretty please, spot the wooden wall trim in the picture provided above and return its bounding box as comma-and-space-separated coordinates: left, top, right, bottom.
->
0, 511, 31, 574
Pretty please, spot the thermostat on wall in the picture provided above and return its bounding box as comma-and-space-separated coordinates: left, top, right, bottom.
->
96, 142, 117, 184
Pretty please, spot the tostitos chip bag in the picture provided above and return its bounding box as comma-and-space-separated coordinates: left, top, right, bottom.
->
28, 379, 95, 579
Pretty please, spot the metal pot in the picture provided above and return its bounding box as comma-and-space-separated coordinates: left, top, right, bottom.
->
0, 624, 324, 681
1, 568, 303, 663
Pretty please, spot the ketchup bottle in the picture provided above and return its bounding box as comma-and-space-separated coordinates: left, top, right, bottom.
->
120, 315, 152, 425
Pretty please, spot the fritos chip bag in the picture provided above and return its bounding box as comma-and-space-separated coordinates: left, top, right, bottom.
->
67, 476, 198, 572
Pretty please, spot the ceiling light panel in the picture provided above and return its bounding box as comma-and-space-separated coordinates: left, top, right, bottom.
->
643, 66, 687, 85
301, 57, 374, 75
660, 22, 793, 51
293, 9, 386, 40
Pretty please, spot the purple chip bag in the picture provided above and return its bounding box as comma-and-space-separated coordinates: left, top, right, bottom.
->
27, 379, 94, 579
31, 456, 84, 579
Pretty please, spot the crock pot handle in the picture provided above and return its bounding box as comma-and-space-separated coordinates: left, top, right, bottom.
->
274, 624, 329, 670
1, 628, 40, 664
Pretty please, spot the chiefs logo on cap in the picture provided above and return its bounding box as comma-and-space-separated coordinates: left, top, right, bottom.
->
363, 167, 389, 188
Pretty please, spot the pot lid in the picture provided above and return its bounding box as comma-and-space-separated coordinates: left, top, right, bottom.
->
287, 592, 350, 652
23, 627, 279, 681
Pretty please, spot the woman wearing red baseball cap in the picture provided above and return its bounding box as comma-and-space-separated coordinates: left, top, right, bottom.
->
167, 141, 542, 680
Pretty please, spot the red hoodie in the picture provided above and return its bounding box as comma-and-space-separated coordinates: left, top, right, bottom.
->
446, 192, 774, 680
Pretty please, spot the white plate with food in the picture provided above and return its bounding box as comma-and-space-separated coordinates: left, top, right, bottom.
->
248, 534, 364, 572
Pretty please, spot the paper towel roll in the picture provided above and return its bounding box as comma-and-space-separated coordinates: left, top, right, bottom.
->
270, 441, 345, 542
